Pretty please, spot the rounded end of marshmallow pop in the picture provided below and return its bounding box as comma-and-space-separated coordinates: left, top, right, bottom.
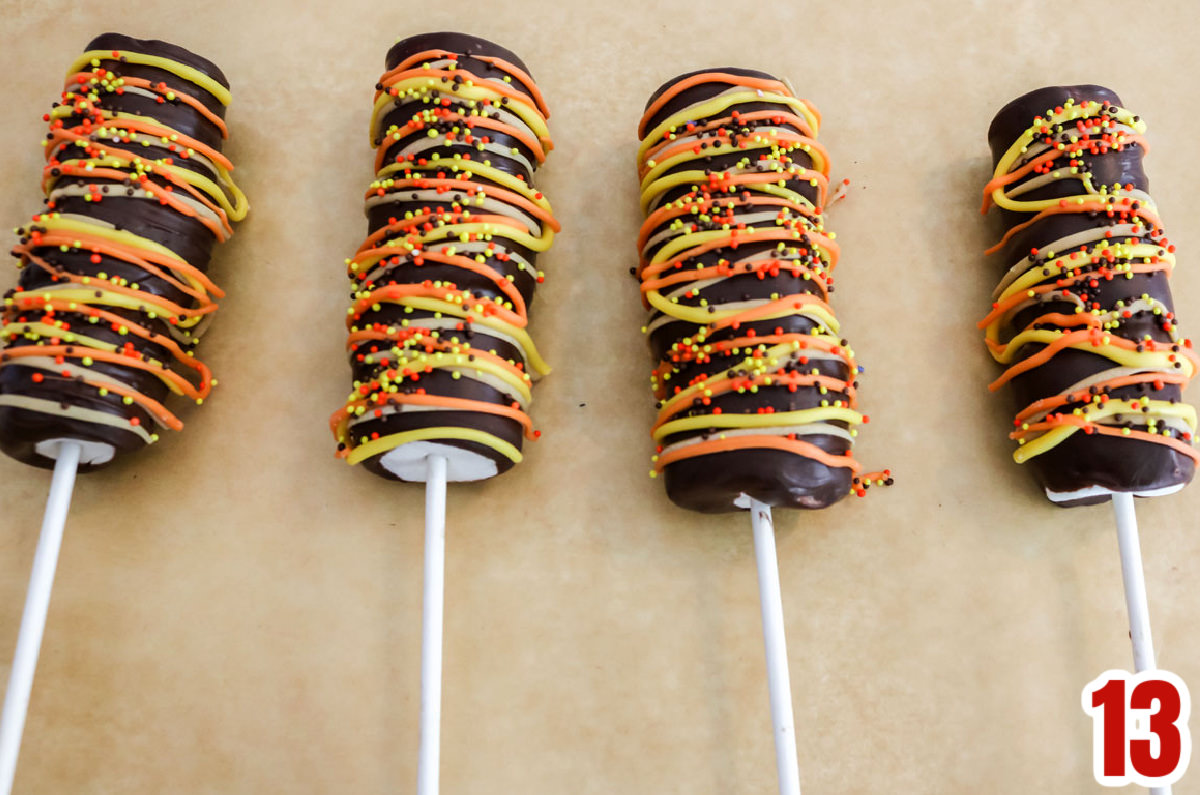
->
85, 32, 231, 90
663, 448, 853, 514
1030, 435, 1196, 508
35, 438, 115, 466
0, 406, 135, 472
360, 440, 510, 484
639, 66, 787, 139
986, 85, 1124, 161
1046, 481, 1186, 508
1015, 380, 1197, 508
385, 31, 532, 75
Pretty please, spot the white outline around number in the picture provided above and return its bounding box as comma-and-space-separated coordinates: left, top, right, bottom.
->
1082, 668, 1192, 788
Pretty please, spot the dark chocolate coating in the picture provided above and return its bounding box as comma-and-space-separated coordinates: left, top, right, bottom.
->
340, 33, 551, 481
641, 67, 779, 136
86, 33, 230, 90
638, 69, 859, 513
84, 33, 228, 145
376, 33, 542, 183
0, 35, 238, 471
985, 85, 1194, 505
386, 32, 531, 79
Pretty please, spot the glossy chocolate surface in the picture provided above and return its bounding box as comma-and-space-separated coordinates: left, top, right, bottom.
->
986, 86, 1194, 505
0, 35, 235, 471
640, 69, 859, 513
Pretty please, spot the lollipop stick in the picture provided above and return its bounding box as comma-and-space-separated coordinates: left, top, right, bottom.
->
417, 454, 447, 795
749, 497, 802, 795
1112, 493, 1156, 673
1111, 493, 1172, 795
0, 440, 81, 795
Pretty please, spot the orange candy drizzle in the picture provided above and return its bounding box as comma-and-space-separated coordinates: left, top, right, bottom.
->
347, 282, 528, 330
637, 72, 819, 139
637, 73, 882, 495
375, 106, 547, 171
14, 229, 222, 304
379, 50, 550, 119
640, 109, 819, 168
2, 53, 238, 441
64, 69, 230, 138
334, 46, 555, 462
981, 103, 1199, 464
368, 174, 559, 233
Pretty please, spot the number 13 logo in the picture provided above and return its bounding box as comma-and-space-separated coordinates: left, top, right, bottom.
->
1083, 670, 1192, 788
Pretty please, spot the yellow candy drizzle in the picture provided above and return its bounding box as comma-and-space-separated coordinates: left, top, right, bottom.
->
332, 47, 559, 467
636, 70, 888, 496
980, 96, 1200, 465
1, 47, 245, 445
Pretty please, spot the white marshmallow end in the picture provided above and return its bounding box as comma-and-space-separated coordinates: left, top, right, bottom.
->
377, 441, 499, 483
1045, 481, 1186, 504
35, 437, 115, 467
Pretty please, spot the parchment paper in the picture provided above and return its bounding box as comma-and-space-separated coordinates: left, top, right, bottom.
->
2, 1, 1199, 792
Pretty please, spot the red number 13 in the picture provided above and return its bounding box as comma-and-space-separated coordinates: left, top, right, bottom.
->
1083, 669, 1192, 787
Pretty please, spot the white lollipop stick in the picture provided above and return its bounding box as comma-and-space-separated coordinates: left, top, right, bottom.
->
1111, 492, 1171, 795
417, 454, 447, 795
1112, 493, 1157, 673
0, 440, 82, 795
749, 497, 802, 795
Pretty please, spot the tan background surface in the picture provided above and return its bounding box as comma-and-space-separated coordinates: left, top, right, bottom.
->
1, 0, 1199, 792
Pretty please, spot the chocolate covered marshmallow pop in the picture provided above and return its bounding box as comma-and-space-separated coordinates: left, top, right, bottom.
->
981, 85, 1194, 793
0, 33, 247, 794
635, 67, 887, 795
328, 32, 558, 795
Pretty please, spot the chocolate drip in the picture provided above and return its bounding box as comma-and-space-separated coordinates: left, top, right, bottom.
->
984, 85, 1195, 506
0, 35, 243, 471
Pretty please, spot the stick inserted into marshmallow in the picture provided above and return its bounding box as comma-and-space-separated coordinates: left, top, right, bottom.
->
328, 32, 560, 794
